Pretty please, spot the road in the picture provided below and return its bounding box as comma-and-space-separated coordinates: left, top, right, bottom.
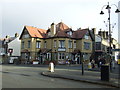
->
1, 65, 115, 88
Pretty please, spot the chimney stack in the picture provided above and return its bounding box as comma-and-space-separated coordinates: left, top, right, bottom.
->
92, 28, 96, 34
50, 23, 56, 37
6, 35, 10, 38
15, 33, 19, 37
106, 31, 108, 39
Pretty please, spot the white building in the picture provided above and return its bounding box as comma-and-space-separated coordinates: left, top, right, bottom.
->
8, 36, 21, 57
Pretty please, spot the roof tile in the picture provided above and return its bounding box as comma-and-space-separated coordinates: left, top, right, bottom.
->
25, 26, 47, 38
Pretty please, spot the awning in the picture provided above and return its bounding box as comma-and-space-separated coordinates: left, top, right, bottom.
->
38, 48, 52, 54
21, 49, 30, 53
95, 50, 104, 52
72, 49, 81, 54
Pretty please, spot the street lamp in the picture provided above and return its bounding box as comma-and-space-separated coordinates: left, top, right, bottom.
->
100, 2, 120, 71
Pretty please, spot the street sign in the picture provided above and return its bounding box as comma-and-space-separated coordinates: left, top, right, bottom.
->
111, 49, 120, 52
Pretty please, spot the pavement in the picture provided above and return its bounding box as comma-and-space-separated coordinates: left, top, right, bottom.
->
41, 64, 120, 88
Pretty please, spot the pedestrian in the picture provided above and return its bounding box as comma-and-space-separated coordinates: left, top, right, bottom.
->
91, 60, 95, 68
102, 57, 106, 64
97, 57, 101, 68
66, 60, 68, 65
99, 61, 102, 67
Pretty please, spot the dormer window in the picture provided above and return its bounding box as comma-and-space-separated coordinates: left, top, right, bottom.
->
48, 32, 51, 37
84, 32, 89, 39
84, 35, 89, 39
67, 31, 72, 36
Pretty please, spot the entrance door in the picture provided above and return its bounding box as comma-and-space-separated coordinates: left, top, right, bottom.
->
40, 54, 43, 64
38, 54, 43, 64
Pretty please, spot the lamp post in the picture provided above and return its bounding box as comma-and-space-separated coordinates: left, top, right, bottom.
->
100, 2, 120, 71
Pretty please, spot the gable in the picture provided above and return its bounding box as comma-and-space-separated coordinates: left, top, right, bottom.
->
83, 31, 91, 40
25, 26, 47, 38
56, 22, 70, 31
72, 29, 88, 39
19, 27, 31, 39
8, 37, 21, 46
20, 26, 47, 39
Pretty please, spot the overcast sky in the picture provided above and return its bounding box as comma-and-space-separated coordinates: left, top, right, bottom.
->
0, 0, 119, 41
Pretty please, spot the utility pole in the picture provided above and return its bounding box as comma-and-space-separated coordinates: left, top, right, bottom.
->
100, 2, 120, 72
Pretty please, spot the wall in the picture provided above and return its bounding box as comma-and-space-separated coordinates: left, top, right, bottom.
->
8, 37, 21, 56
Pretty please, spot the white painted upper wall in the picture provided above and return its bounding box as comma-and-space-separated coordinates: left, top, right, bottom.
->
8, 37, 21, 56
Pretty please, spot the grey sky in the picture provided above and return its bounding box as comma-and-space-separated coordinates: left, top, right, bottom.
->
1, 0, 119, 41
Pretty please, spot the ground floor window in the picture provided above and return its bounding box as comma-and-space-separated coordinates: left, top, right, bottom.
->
58, 53, 65, 60
46, 53, 51, 60
83, 53, 91, 60
21, 52, 30, 60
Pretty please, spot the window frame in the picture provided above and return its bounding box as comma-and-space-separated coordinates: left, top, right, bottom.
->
58, 53, 65, 60
59, 40, 65, 48
84, 42, 91, 50
68, 40, 72, 48
74, 41, 76, 49
21, 41, 24, 49
28, 40, 31, 48
36, 41, 41, 48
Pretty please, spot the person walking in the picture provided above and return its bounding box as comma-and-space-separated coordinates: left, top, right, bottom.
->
91, 60, 95, 69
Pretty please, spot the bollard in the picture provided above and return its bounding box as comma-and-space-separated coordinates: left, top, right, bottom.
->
88, 62, 92, 70
49, 62, 54, 72
49, 63, 51, 71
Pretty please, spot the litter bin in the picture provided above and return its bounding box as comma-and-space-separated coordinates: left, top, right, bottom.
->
101, 65, 109, 81
88, 62, 92, 70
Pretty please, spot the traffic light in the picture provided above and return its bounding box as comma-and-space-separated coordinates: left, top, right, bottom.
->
110, 47, 112, 54
107, 47, 109, 53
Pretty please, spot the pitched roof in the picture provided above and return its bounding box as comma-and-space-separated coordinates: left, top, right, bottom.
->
0, 37, 16, 43
20, 23, 90, 39
72, 29, 88, 39
38, 48, 52, 54
26, 26, 47, 38
53, 22, 89, 39
20, 26, 47, 39
56, 22, 70, 31
54, 30, 69, 38
0, 37, 17, 48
